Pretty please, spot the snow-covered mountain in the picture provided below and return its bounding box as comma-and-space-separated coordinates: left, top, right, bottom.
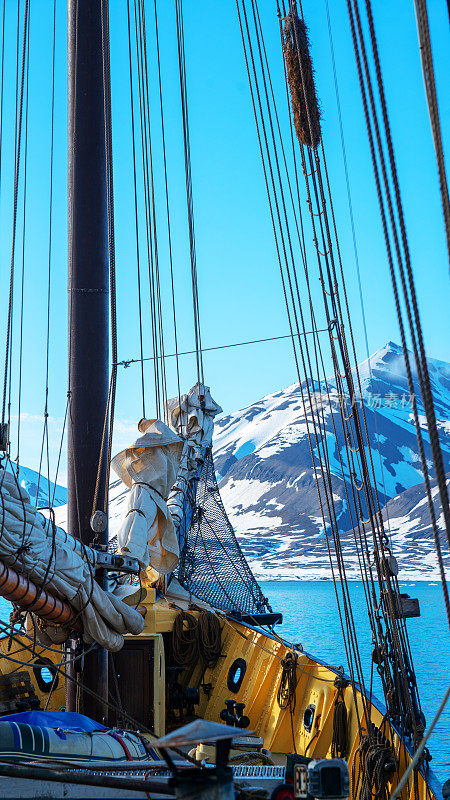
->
49, 342, 450, 581
10, 464, 67, 508
213, 342, 450, 580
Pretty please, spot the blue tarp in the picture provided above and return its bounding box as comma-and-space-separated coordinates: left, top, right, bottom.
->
0, 710, 106, 733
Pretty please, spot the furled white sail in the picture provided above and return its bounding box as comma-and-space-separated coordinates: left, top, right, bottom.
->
0, 470, 145, 651
109, 385, 221, 585
111, 419, 183, 574
166, 383, 222, 530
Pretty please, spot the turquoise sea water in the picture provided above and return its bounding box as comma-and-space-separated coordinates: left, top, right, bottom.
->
261, 581, 450, 785
0, 583, 448, 784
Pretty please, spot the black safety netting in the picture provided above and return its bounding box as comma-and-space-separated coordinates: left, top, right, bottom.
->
175, 450, 269, 616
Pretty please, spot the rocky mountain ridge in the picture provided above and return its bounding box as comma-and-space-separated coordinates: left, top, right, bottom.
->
213, 342, 450, 580
20, 342, 450, 581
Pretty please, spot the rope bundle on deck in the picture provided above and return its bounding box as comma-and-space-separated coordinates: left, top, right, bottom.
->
352, 724, 396, 800
331, 677, 349, 758
277, 650, 298, 711
172, 610, 222, 670
282, 10, 321, 148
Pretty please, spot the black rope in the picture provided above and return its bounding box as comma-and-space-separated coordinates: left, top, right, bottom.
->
0, 0, 6, 197
101, 0, 117, 510
238, 0, 368, 734
236, 0, 427, 753
2, 0, 29, 433
153, 0, 181, 413
331, 678, 348, 758
347, 0, 450, 638
115, 327, 329, 367
133, 0, 163, 417
36, 0, 56, 509
413, 0, 450, 268
15, 0, 31, 472
126, 0, 145, 419
175, 0, 204, 388
138, 0, 168, 417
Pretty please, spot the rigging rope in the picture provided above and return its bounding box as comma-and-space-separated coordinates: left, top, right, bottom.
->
127, 0, 145, 419
15, 0, 30, 474
413, 0, 450, 269
115, 327, 329, 367
175, 0, 204, 389
347, 0, 450, 638
36, 0, 56, 509
236, 0, 429, 763
238, 0, 368, 734
153, 0, 181, 411
323, 0, 394, 543
0, 0, 5, 196
2, 0, 29, 437
390, 681, 450, 800
101, 0, 117, 511
197, 610, 222, 670
133, 0, 165, 419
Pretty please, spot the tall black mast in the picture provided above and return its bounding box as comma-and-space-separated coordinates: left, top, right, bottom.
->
67, 0, 109, 720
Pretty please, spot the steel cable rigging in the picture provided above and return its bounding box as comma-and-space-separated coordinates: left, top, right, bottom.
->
2, 0, 29, 441
36, 0, 56, 510
413, 0, 450, 269
236, 0, 430, 774
175, 0, 204, 390
15, 0, 30, 476
123, 0, 205, 425
284, 0, 426, 756
237, 0, 372, 738
346, 0, 450, 635
132, 0, 167, 420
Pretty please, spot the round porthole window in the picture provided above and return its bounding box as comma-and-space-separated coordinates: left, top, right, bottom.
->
227, 658, 247, 693
303, 703, 315, 732
33, 657, 58, 693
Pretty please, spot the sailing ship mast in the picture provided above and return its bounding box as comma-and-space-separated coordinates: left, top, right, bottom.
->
67, 0, 110, 720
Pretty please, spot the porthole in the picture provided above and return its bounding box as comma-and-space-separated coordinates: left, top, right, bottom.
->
303, 703, 315, 732
227, 658, 247, 693
33, 657, 58, 693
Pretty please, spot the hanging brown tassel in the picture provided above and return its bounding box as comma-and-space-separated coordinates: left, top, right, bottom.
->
282, 9, 321, 148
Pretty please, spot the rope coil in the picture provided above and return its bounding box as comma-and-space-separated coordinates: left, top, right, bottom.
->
277, 650, 298, 711
172, 610, 222, 670
352, 723, 396, 800
331, 677, 349, 758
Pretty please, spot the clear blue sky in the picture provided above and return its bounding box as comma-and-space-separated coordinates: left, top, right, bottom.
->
0, 0, 449, 483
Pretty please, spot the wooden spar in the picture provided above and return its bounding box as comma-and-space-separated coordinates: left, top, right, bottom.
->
0, 559, 81, 630
67, 0, 110, 719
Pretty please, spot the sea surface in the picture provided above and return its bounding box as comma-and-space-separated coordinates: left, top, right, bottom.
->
261, 581, 449, 785
0, 583, 448, 785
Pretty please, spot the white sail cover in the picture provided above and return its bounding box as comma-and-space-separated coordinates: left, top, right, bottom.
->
111, 419, 183, 573
110, 386, 221, 581
0, 470, 145, 651
167, 383, 222, 530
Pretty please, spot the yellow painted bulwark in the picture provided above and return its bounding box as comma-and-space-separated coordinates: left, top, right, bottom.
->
0, 602, 439, 800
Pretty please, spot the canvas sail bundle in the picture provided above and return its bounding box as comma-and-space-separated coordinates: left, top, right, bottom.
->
110, 384, 221, 577
0, 471, 144, 651
111, 419, 183, 574
166, 383, 222, 531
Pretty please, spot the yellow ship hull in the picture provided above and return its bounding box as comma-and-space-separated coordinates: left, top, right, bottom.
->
0, 596, 441, 800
